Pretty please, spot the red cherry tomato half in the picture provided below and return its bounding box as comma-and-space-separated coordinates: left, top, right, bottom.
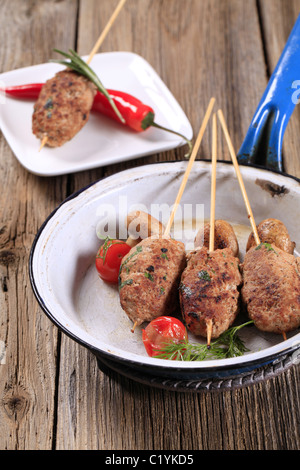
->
95, 238, 131, 284
142, 316, 187, 358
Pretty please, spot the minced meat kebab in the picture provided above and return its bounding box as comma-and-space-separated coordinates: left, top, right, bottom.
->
242, 219, 300, 335
179, 221, 242, 342
119, 236, 186, 330
32, 70, 96, 147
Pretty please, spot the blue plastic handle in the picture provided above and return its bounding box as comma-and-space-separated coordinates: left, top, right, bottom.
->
237, 15, 300, 172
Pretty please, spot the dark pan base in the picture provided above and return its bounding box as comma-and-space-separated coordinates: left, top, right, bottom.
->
96, 349, 298, 392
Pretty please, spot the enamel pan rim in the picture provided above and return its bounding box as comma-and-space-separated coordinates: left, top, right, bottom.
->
29, 159, 300, 377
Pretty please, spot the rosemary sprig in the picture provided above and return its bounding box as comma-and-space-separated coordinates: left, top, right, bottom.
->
50, 48, 125, 124
155, 321, 254, 361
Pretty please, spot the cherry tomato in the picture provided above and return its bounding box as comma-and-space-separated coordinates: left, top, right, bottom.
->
95, 238, 131, 284
142, 316, 187, 358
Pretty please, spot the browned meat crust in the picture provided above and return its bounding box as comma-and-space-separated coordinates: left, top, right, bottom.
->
119, 236, 186, 326
246, 218, 295, 254
32, 69, 96, 147
179, 247, 242, 338
241, 243, 300, 334
194, 220, 239, 257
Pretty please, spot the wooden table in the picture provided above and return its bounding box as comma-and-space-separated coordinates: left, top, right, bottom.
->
0, 0, 299, 451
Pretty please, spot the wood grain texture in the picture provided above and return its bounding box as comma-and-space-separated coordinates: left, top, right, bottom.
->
0, 0, 299, 451
0, 0, 78, 450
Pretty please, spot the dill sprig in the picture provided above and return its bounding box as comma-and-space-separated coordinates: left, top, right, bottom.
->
155, 321, 254, 361
50, 48, 125, 124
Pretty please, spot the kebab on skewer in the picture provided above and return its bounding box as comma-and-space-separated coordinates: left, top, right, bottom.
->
120, 211, 186, 328
32, 69, 97, 148
32, 49, 126, 149
241, 242, 300, 336
244, 218, 298, 335
217, 109, 300, 339
179, 113, 242, 346
32, 0, 128, 149
118, 98, 216, 332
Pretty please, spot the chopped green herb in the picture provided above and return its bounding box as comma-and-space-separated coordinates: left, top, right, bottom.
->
144, 271, 154, 281
120, 245, 142, 268
119, 279, 133, 289
198, 270, 211, 281
255, 242, 278, 254
44, 97, 53, 110
160, 286, 165, 295
161, 252, 169, 260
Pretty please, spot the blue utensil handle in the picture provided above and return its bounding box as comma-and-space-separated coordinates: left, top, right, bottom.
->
238, 15, 300, 172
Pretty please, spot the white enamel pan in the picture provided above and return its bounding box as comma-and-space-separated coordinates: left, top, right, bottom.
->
29, 18, 300, 391
29, 160, 300, 391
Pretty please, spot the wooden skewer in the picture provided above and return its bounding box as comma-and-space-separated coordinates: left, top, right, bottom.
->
206, 113, 218, 347
86, 0, 127, 64
209, 112, 217, 253
206, 319, 213, 348
39, 0, 127, 150
39, 134, 48, 152
282, 331, 287, 341
217, 109, 260, 246
131, 98, 215, 333
217, 110, 287, 341
163, 97, 216, 237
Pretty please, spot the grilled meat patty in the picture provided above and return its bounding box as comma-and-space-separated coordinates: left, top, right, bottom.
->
241, 243, 300, 334
179, 247, 242, 338
32, 69, 96, 147
119, 236, 186, 326
194, 219, 239, 257
246, 218, 295, 254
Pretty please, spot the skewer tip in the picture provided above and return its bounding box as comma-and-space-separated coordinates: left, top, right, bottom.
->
131, 321, 138, 333
39, 135, 48, 152
282, 331, 287, 341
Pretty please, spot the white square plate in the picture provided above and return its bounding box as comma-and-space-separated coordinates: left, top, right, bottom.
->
0, 52, 193, 176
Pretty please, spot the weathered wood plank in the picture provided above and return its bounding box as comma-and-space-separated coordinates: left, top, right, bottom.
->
0, 0, 78, 450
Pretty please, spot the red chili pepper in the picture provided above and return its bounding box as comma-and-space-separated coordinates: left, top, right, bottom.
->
92, 89, 155, 132
1, 83, 192, 153
1, 83, 45, 99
